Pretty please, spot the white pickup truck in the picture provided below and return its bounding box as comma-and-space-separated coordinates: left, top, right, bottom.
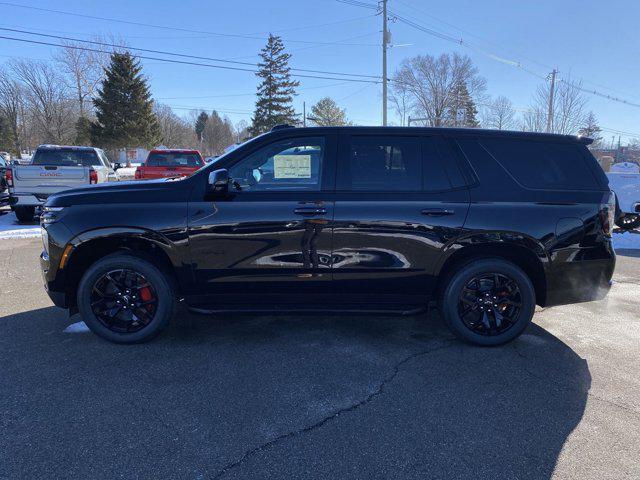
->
7, 145, 118, 222
607, 162, 640, 230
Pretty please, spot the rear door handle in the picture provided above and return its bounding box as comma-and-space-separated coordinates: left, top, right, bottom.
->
294, 207, 327, 215
421, 208, 455, 216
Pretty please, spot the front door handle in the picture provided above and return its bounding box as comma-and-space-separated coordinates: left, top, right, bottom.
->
421, 208, 455, 216
294, 207, 327, 215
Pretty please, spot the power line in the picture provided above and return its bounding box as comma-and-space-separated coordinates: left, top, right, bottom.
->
0, 27, 381, 80
0, 35, 382, 84
157, 81, 354, 100
385, 6, 640, 108
0, 2, 378, 47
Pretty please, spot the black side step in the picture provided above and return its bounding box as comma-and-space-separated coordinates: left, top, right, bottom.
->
188, 306, 428, 316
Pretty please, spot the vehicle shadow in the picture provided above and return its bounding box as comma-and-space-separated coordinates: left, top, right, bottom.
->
1, 306, 590, 479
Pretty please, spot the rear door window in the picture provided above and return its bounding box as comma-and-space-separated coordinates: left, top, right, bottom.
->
481, 138, 599, 190
341, 136, 421, 191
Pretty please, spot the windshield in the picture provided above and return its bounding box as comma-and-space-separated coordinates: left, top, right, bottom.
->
32, 149, 100, 167
145, 152, 203, 167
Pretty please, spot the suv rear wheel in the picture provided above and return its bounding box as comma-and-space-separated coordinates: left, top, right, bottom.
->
14, 206, 35, 223
439, 258, 535, 346
77, 254, 174, 343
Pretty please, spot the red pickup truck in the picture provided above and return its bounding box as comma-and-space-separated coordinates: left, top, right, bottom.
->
135, 149, 204, 180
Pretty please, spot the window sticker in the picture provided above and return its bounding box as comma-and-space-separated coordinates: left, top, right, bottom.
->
273, 154, 312, 178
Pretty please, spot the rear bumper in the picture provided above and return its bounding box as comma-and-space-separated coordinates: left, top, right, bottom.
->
9, 194, 45, 207
544, 253, 616, 307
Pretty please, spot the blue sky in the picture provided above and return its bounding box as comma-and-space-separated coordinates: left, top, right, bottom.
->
0, 0, 638, 141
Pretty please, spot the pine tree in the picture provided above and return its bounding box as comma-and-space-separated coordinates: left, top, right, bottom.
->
195, 111, 208, 142
0, 115, 14, 153
447, 81, 479, 128
578, 111, 603, 146
91, 52, 160, 149
249, 34, 299, 136
74, 116, 92, 145
309, 97, 350, 126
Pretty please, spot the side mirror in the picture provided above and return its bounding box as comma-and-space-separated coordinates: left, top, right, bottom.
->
207, 168, 229, 195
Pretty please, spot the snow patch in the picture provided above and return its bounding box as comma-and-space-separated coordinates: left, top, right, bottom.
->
0, 212, 40, 239
63, 321, 90, 333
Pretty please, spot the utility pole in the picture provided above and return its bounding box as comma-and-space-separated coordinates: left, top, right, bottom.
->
546, 69, 557, 133
303, 101, 306, 127
382, 0, 388, 126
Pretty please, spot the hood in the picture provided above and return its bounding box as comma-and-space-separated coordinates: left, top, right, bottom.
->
45, 178, 191, 207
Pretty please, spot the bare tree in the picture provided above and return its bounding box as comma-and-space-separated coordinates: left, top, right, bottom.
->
0, 67, 27, 154
391, 53, 486, 127
55, 34, 128, 118
520, 107, 546, 133
203, 111, 234, 155
234, 119, 250, 143
389, 81, 410, 126
482, 96, 516, 130
154, 104, 196, 148
10, 59, 76, 145
525, 77, 588, 135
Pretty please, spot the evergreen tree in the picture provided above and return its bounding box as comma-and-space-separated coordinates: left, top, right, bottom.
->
74, 116, 92, 145
0, 115, 14, 153
249, 34, 299, 136
91, 52, 160, 148
447, 81, 479, 128
195, 111, 208, 142
578, 111, 603, 146
309, 97, 350, 126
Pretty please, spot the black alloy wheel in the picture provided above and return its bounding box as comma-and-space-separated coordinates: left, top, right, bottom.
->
457, 273, 522, 336
77, 253, 174, 343
90, 269, 158, 333
440, 258, 535, 346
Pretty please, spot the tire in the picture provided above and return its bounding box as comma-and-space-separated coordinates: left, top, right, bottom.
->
616, 213, 640, 231
14, 206, 35, 223
439, 258, 536, 346
77, 253, 175, 343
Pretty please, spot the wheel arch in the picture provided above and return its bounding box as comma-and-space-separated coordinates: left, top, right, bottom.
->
436, 235, 549, 306
62, 227, 185, 311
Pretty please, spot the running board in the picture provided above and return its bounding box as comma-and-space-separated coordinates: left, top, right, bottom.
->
188, 305, 428, 316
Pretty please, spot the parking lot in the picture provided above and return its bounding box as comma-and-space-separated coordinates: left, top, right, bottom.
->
1, 233, 639, 479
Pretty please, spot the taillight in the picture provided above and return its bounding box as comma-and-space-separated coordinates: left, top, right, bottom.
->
134, 168, 141, 180
89, 169, 98, 184
600, 191, 616, 237
5, 168, 13, 187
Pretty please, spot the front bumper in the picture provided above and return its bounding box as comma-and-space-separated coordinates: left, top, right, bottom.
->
40, 250, 68, 308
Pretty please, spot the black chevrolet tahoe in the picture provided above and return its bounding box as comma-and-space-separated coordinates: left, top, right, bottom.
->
40, 126, 616, 346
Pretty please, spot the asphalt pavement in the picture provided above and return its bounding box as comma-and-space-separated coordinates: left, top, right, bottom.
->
1, 238, 639, 479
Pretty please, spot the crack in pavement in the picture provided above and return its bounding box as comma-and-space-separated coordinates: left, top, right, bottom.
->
212, 340, 454, 479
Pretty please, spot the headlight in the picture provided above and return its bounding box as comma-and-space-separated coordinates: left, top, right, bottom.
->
41, 206, 64, 225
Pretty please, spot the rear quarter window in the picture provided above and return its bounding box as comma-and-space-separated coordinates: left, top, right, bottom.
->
480, 138, 600, 191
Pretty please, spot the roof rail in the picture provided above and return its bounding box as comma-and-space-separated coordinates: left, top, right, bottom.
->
271, 124, 295, 131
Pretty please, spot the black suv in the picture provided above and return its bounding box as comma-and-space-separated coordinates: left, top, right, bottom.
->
40, 126, 615, 345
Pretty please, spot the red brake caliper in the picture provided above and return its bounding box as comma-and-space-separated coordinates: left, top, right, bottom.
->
139, 286, 154, 311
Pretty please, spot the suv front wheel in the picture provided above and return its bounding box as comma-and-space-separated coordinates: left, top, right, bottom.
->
439, 259, 536, 346
77, 253, 175, 343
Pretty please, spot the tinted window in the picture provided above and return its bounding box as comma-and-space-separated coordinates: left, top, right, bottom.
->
481, 139, 599, 190
422, 137, 454, 191
346, 136, 421, 191
32, 148, 100, 167
229, 137, 324, 192
146, 152, 203, 167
